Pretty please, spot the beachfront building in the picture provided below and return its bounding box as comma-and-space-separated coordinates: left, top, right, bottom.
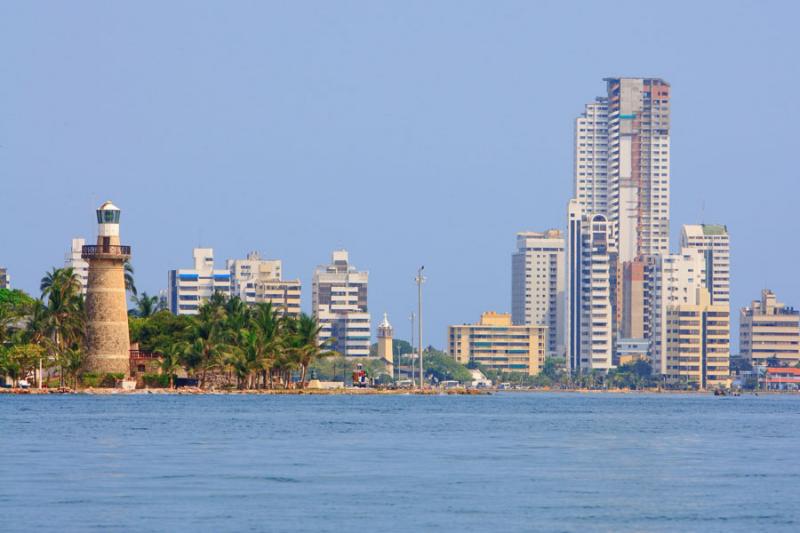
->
227, 251, 301, 317
740, 289, 800, 367
664, 288, 730, 389
65, 237, 90, 295
511, 230, 564, 357
0, 267, 9, 289
82, 201, 132, 375
566, 200, 616, 373
763, 367, 800, 391
448, 312, 547, 376
312, 250, 371, 358
644, 248, 706, 374
168, 248, 231, 315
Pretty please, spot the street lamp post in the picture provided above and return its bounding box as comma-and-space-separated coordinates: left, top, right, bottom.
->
409, 312, 415, 387
415, 266, 426, 388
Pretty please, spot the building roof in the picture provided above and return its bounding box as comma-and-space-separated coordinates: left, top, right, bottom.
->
767, 367, 800, 375
98, 200, 120, 211
701, 224, 728, 236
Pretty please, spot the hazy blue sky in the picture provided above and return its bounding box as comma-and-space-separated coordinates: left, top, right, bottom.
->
2, 1, 798, 349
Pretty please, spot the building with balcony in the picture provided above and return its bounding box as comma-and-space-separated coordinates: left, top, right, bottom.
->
227, 251, 301, 317
312, 250, 371, 357
65, 237, 90, 295
448, 312, 547, 376
665, 288, 730, 389
168, 248, 231, 315
740, 289, 800, 367
511, 230, 564, 357
566, 200, 616, 373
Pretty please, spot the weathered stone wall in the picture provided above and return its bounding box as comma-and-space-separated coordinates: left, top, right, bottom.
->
85, 257, 131, 375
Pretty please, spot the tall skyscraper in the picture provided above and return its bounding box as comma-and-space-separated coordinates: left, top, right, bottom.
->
511, 230, 565, 357
168, 248, 231, 315
566, 200, 615, 372
227, 251, 301, 317
681, 224, 730, 306
65, 237, 89, 295
575, 78, 671, 261
312, 250, 371, 358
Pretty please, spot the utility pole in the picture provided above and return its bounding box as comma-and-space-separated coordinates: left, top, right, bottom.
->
409, 312, 415, 386
415, 266, 426, 388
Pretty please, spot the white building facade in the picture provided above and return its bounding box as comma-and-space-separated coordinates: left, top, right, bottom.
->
680, 224, 730, 306
168, 248, 231, 315
511, 230, 565, 357
312, 250, 371, 358
566, 200, 615, 373
65, 237, 90, 295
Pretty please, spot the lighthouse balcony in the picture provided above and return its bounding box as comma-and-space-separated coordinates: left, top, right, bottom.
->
81, 244, 131, 260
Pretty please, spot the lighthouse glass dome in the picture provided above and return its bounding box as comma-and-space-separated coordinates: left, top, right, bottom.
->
96, 201, 121, 224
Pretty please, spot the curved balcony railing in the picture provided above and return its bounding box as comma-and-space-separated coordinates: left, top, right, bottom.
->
81, 244, 131, 259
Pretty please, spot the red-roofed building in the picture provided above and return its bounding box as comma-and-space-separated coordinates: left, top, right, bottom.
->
764, 367, 800, 391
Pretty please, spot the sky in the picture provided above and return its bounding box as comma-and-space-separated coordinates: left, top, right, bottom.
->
2, 1, 799, 350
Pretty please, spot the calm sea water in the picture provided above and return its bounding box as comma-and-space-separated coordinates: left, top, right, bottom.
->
1, 393, 798, 532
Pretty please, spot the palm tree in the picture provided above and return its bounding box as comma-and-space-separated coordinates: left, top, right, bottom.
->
158, 341, 187, 388
130, 292, 161, 318
59, 347, 84, 389
39, 268, 85, 382
291, 313, 334, 386
250, 302, 282, 388
124, 261, 137, 297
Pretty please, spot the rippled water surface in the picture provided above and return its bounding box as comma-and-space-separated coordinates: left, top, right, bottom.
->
1, 393, 799, 532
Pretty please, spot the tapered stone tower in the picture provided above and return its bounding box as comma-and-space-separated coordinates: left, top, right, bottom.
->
82, 201, 131, 375
377, 313, 394, 377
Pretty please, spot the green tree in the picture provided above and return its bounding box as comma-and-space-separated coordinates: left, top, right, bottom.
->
129, 292, 162, 318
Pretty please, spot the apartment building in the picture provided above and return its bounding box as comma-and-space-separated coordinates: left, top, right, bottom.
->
681, 224, 730, 306
566, 200, 616, 373
448, 312, 547, 376
0, 267, 9, 290
665, 288, 730, 389
740, 289, 800, 367
227, 252, 301, 317
511, 230, 564, 356
168, 248, 231, 315
65, 237, 90, 295
312, 250, 371, 358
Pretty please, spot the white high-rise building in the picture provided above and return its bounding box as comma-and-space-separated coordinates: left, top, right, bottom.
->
65, 237, 90, 295
644, 248, 706, 374
511, 230, 565, 357
680, 224, 730, 306
312, 250, 371, 358
168, 248, 231, 315
566, 200, 615, 372
227, 252, 301, 317
575, 78, 671, 261
574, 98, 610, 216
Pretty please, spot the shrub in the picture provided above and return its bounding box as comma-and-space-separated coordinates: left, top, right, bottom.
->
81, 372, 100, 387
142, 373, 169, 388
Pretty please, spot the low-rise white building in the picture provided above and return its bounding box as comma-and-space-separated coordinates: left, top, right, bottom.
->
227, 251, 301, 317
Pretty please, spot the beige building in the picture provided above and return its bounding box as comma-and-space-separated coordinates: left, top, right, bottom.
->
681, 224, 730, 306
511, 230, 564, 357
448, 312, 547, 376
740, 289, 800, 367
665, 288, 730, 389
228, 252, 301, 317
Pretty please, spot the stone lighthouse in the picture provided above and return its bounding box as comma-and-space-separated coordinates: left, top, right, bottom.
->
82, 201, 131, 375
377, 313, 394, 378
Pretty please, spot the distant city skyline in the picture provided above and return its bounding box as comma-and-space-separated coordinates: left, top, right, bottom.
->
3, 2, 800, 350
